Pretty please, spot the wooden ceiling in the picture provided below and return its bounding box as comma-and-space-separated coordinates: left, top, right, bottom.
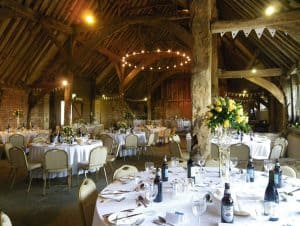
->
0, 0, 299, 97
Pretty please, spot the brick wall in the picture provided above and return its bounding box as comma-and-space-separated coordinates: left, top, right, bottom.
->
0, 88, 48, 130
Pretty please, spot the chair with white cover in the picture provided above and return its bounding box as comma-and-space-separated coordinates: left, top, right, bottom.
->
139, 133, 155, 158
211, 143, 219, 160
169, 141, 189, 161
230, 143, 250, 167
9, 146, 42, 191
106, 143, 121, 172
113, 165, 138, 180
172, 134, 181, 143
43, 149, 72, 195
78, 178, 98, 226
269, 144, 283, 160
274, 137, 288, 157
9, 134, 26, 151
0, 210, 12, 226
123, 134, 138, 160
77, 146, 108, 185
281, 165, 297, 178
99, 134, 114, 153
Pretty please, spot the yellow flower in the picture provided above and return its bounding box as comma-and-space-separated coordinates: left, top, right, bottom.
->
228, 99, 236, 112
215, 106, 222, 112
223, 120, 230, 128
214, 98, 221, 106
236, 115, 243, 123
242, 116, 249, 123
236, 108, 243, 116
206, 112, 213, 119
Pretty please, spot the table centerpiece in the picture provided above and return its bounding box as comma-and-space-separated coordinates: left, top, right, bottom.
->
205, 97, 250, 182
13, 109, 24, 129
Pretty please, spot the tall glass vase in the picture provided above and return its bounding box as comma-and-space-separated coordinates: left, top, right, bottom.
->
216, 126, 231, 183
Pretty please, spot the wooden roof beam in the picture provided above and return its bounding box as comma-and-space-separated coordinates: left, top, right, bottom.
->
218, 68, 283, 79
211, 10, 300, 33
95, 63, 115, 85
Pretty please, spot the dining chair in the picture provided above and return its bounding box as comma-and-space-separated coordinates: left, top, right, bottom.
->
211, 143, 219, 160
269, 144, 283, 160
229, 143, 250, 167
4, 143, 13, 180
8, 134, 26, 151
169, 141, 189, 161
93, 126, 103, 138
281, 165, 297, 178
9, 146, 42, 191
99, 134, 114, 154
77, 146, 108, 185
43, 149, 72, 195
106, 143, 121, 172
274, 137, 288, 157
113, 165, 138, 180
0, 210, 12, 226
78, 178, 98, 226
123, 134, 138, 160
139, 133, 155, 159
172, 134, 181, 143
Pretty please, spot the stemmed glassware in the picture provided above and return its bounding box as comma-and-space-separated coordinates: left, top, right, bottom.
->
191, 195, 207, 225
144, 183, 158, 206
264, 159, 274, 174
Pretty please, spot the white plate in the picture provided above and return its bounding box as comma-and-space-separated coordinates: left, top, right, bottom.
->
108, 211, 144, 225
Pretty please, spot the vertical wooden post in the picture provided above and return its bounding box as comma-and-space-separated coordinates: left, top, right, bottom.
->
147, 94, 152, 120
191, 0, 214, 158
49, 91, 56, 130
64, 74, 73, 126
211, 0, 219, 98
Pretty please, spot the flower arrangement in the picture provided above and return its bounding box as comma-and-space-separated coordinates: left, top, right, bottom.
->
117, 121, 128, 129
205, 97, 250, 132
63, 126, 74, 137
123, 111, 135, 120
13, 109, 23, 118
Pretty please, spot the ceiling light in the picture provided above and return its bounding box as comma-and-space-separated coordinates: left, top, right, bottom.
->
265, 5, 276, 16
251, 68, 257, 74
83, 13, 95, 25
62, 80, 68, 87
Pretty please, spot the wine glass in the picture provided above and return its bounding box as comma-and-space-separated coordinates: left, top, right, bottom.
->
264, 160, 274, 174
230, 157, 238, 171
145, 183, 158, 205
191, 195, 207, 225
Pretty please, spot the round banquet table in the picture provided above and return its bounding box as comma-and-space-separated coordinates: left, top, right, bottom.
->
211, 134, 271, 160
0, 129, 50, 145
92, 167, 300, 226
28, 140, 103, 178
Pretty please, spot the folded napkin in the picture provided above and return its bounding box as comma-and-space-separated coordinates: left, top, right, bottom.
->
99, 193, 125, 201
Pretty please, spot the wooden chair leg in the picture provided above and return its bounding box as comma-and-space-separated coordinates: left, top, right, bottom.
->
10, 168, 16, 189
27, 171, 32, 193
103, 167, 108, 185
67, 169, 72, 190
43, 172, 47, 195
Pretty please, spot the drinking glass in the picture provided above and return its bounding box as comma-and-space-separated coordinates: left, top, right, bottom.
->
145, 162, 154, 172
191, 195, 207, 225
230, 157, 238, 169
145, 183, 158, 205
170, 157, 179, 167
264, 159, 274, 173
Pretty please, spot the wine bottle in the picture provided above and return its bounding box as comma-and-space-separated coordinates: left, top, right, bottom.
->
246, 156, 255, 182
162, 155, 168, 182
221, 183, 234, 223
187, 152, 194, 178
274, 159, 282, 188
154, 167, 162, 202
264, 170, 279, 221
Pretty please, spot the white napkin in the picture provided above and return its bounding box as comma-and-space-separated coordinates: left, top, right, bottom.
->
99, 193, 125, 201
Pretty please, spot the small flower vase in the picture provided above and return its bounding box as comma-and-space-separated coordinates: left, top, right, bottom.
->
16, 116, 20, 129
216, 126, 231, 183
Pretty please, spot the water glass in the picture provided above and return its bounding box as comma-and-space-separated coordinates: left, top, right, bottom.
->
145, 183, 158, 205
170, 157, 179, 167
145, 162, 154, 172
191, 195, 207, 225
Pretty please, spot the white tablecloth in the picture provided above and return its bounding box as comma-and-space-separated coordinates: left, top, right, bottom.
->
0, 130, 49, 145
28, 140, 103, 178
211, 134, 271, 159
92, 167, 300, 226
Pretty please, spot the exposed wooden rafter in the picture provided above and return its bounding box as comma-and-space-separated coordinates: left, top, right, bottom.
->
218, 68, 283, 79
211, 10, 300, 33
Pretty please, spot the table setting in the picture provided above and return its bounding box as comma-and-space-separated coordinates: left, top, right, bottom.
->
92, 164, 300, 226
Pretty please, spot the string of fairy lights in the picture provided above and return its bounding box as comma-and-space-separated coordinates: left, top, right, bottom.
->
121, 49, 191, 71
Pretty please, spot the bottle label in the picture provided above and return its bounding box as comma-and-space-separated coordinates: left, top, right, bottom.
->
221, 205, 234, 223
274, 174, 279, 185
164, 168, 168, 178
